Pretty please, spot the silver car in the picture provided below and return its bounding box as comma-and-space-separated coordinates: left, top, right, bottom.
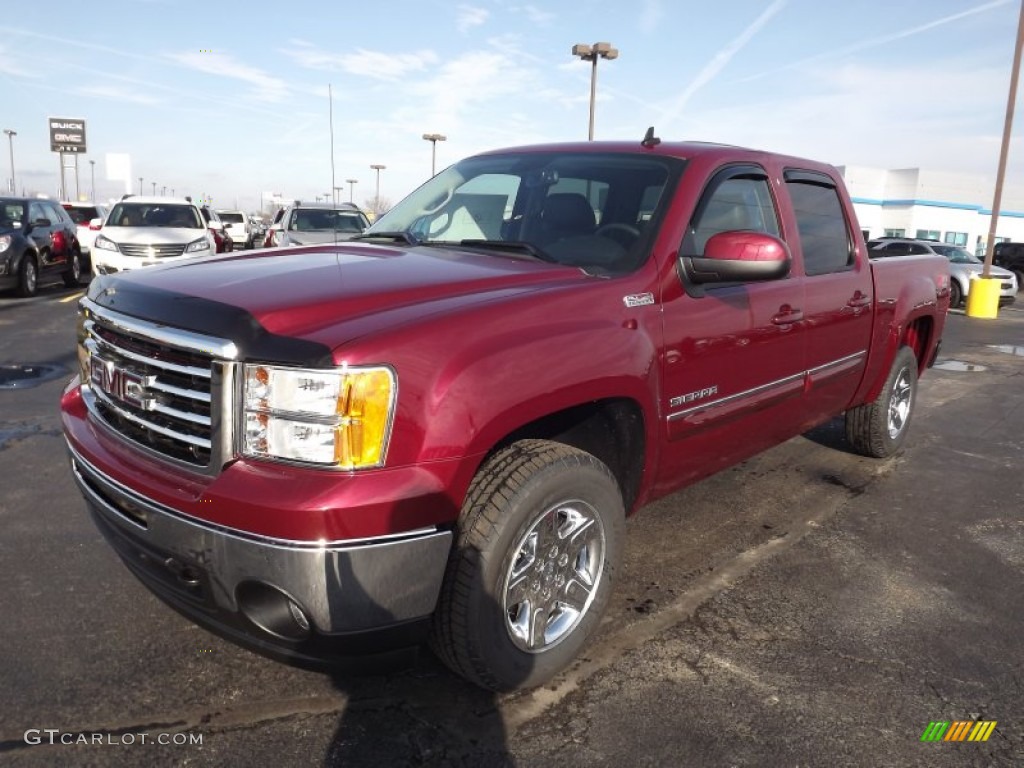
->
92, 197, 217, 274
267, 202, 370, 247
868, 238, 1017, 308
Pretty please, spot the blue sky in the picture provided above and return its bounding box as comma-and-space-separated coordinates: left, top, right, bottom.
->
1, 0, 1021, 212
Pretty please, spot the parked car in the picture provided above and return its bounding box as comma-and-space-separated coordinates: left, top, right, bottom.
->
62, 201, 109, 271
992, 241, 1024, 292
867, 238, 1017, 307
200, 207, 234, 253
0, 197, 83, 296
215, 209, 252, 249
91, 196, 216, 274
64, 136, 950, 691
265, 202, 369, 247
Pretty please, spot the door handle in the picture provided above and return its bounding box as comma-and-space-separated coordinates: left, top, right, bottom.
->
771, 305, 803, 325
847, 292, 872, 308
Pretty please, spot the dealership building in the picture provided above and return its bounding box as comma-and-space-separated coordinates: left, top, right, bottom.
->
839, 165, 1024, 255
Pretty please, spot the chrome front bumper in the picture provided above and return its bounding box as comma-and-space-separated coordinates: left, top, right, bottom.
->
68, 441, 452, 653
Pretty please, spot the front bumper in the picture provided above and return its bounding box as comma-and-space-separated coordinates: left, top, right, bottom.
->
92, 249, 205, 274
67, 441, 452, 660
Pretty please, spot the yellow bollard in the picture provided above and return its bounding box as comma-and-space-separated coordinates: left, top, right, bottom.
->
965, 276, 1001, 318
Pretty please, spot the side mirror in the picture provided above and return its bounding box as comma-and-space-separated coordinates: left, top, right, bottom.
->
89, 217, 103, 230
680, 231, 791, 285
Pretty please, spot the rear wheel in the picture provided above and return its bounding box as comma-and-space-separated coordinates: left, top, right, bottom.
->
62, 250, 82, 287
17, 255, 38, 297
430, 439, 625, 691
845, 345, 918, 458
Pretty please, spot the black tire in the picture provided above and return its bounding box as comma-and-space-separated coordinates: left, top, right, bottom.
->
845, 346, 918, 458
430, 439, 625, 691
1013, 269, 1024, 293
949, 280, 963, 308
17, 255, 38, 298
62, 249, 82, 287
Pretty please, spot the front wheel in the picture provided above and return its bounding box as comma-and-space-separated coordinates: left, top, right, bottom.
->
430, 439, 625, 691
845, 345, 918, 458
949, 280, 963, 308
17, 255, 38, 297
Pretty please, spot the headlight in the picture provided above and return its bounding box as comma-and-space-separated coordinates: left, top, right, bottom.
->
242, 364, 396, 469
0, 234, 10, 253
186, 237, 212, 254
94, 234, 119, 252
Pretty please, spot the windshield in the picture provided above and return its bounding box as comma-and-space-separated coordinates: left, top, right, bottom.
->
367, 151, 680, 273
218, 212, 245, 223
932, 244, 981, 264
106, 202, 203, 229
289, 208, 368, 233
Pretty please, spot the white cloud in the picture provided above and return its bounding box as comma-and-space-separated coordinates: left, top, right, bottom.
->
519, 5, 554, 25
660, 0, 787, 127
457, 5, 489, 33
282, 41, 437, 81
77, 84, 160, 105
0, 45, 36, 77
742, 0, 1014, 82
166, 51, 289, 102
638, 0, 665, 34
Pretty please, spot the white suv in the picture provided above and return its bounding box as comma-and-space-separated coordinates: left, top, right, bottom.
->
215, 209, 252, 249
92, 196, 217, 274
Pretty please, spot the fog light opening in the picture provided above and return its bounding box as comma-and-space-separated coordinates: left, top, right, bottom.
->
236, 581, 312, 641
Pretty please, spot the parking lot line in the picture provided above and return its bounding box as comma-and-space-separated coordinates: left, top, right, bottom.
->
59, 292, 85, 304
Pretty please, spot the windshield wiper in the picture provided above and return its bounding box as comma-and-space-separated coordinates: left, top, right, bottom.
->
352, 231, 420, 245
456, 239, 558, 263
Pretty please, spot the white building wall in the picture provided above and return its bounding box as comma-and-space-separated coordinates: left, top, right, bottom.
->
839, 165, 1024, 254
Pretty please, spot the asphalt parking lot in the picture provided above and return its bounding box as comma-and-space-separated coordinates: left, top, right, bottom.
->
0, 281, 1022, 767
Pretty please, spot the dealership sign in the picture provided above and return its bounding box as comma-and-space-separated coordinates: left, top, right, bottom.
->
49, 117, 87, 153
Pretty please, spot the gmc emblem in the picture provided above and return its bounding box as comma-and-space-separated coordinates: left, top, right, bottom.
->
89, 357, 153, 410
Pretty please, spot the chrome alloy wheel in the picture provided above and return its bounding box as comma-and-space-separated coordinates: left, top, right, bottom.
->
502, 500, 606, 653
887, 366, 913, 438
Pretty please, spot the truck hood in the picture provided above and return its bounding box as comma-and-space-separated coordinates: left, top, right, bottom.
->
102, 226, 208, 245
88, 242, 585, 347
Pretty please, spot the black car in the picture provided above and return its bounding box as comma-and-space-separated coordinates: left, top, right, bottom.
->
0, 197, 83, 297
992, 242, 1024, 292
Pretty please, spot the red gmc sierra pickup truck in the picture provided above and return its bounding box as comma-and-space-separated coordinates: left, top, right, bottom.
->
61, 133, 950, 691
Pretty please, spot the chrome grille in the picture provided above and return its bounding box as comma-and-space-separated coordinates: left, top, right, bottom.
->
118, 243, 187, 259
79, 299, 237, 471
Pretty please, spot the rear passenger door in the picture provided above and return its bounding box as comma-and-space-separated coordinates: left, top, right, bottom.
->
781, 170, 873, 428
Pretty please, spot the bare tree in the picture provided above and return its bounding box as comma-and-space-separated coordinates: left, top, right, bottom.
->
366, 196, 392, 220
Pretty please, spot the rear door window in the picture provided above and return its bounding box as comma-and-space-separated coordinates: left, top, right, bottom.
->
784, 171, 852, 275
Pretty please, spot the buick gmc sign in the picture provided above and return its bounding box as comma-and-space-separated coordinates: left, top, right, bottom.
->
49, 117, 87, 154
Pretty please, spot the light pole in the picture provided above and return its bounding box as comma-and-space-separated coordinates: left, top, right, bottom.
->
571, 42, 619, 140
162, 185, 166, 196
3, 129, 16, 194
422, 133, 446, 176
151, 182, 156, 196
345, 178, 358, 204
138, 177, 143, 195
333, 186, 344, 205
89, 159, 95, 201
370, 164, 385, 209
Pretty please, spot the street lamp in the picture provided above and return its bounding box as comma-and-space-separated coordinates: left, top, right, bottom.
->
138, 177, 143, 195
151, 182, 156, 196
422, 133, 446, 176
370, 164, 386, 213
3, 129, 16, 194
333, 186, 344, 205
162, 185, 166, 196
571, 41, 619, 140
89, 159, 95, 201
345, 178, 358, 204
